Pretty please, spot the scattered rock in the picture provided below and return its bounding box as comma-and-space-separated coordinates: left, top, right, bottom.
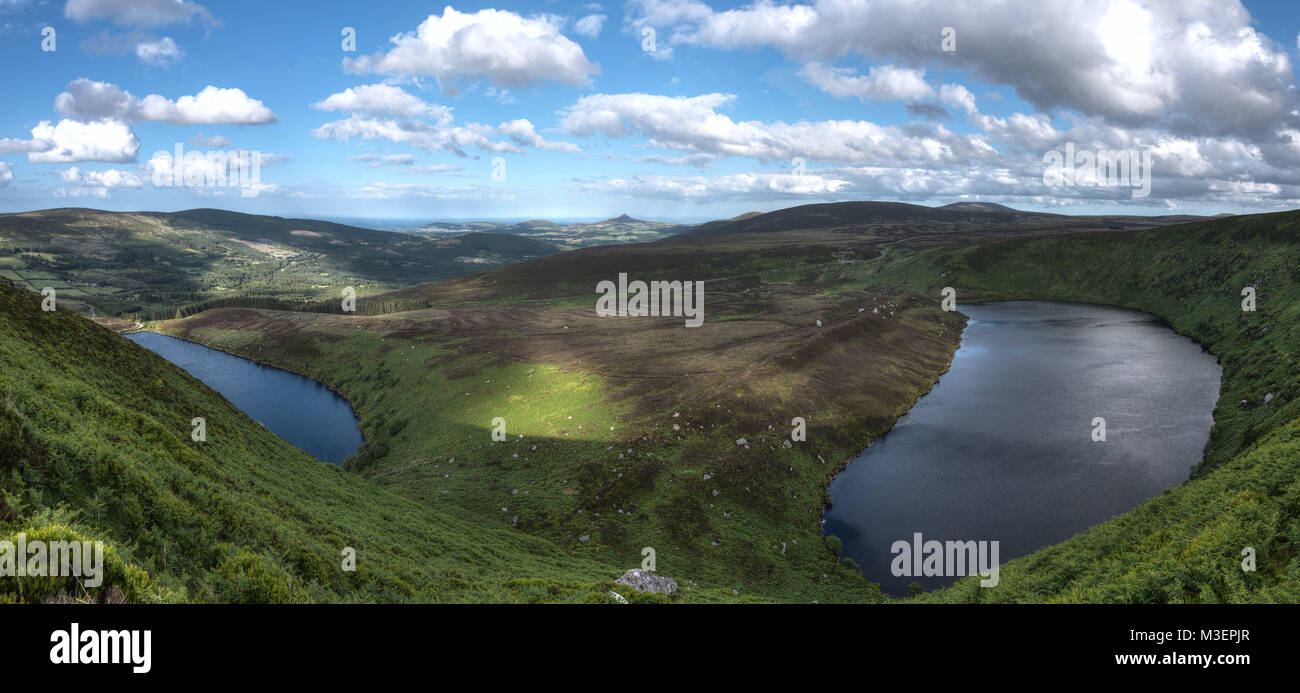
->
608, 591, 628, 604
615, 569, 677, 595
735, 437, 747, 446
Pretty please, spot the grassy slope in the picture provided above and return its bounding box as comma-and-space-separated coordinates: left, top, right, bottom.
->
0, 278, 697, 604
839, 211, 1300, 602
0, 208, 560, 319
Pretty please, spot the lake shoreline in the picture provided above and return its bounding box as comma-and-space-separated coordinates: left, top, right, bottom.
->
823, 300, 1222, 597
122, 329, 367, 464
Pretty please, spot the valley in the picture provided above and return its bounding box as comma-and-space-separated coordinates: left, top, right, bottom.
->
4, 201, 1299, 603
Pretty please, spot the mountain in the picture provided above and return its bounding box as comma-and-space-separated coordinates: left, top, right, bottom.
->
680, 200, 1206, 238
939, 202, 1021, 213
0, 208, 560, 319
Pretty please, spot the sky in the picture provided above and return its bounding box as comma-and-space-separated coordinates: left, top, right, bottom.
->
2, 0, 1300, 223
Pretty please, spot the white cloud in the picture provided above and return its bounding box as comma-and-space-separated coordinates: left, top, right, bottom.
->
59, 166, 144, 189
576, 171, 851, 199
799, 62, 935, 103
313, 84, 451, 120
344, 7, 599, 92
135, 36, 183, 66
312, 115, 578, 157
574, 14, 606, 38
560, 92, 995, 166
137, 86, 276, 125
312, 86, 579, 157
0, 137, 55, 154
28, 119, 140, 163
496, 119, 581, 152
0, 162, 12, 187
55, 79, 277, 125
65, 0, 212, 27
628, 0, 1295, 138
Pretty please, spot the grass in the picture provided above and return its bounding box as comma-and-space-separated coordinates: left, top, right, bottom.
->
0, 277, 711, 603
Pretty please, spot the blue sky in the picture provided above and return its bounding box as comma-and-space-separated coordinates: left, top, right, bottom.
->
2, 0, 1300, 222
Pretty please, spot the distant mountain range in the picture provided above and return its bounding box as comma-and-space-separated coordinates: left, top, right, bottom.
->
0, 201, 1230, 319
680, 201, 1212, 238
0, 207, 559, 318
412, 214, 690, 249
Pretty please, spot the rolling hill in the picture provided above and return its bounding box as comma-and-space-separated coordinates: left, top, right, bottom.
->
0, 208, 561, 319
680, 200, 1207, 238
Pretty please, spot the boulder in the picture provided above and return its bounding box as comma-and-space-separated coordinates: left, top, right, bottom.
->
615, 569, 677, 595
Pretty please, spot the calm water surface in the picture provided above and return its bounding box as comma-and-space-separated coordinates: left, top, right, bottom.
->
125, 332, 363, 465
823, 301, 1221, 595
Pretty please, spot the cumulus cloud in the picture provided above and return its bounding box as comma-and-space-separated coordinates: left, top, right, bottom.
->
55, 79, 277, 125
628, 0, 1296, 138
65, 0, 212, 27
0, 162, 12, 188
28, 119, 140, 163
496, 119, 581, 152
575, 171, 852, 199
135, 36, 183, 66
574, 13, 606, 38
313, 84, 451, 120
59, 165, 145, 189
0, 137, 55, 154
313, 84, 579, 157
560, 92, 995, 166
344, 7, 599, 92
313, 115, 577, 157
798, 62, 935, 103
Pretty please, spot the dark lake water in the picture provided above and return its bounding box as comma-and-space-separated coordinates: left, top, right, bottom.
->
124, 332, 363, 465
823, 301, 1221, 596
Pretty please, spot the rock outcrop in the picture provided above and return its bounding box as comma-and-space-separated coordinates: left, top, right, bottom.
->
615, 569, 677, 595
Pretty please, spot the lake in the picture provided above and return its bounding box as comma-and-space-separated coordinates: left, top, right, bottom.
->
823, 301, 1221, 596
124, 332, 363, 465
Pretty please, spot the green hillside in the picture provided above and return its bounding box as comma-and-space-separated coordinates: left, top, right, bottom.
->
0, 277, 674, 604
0, 208, 560, 320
